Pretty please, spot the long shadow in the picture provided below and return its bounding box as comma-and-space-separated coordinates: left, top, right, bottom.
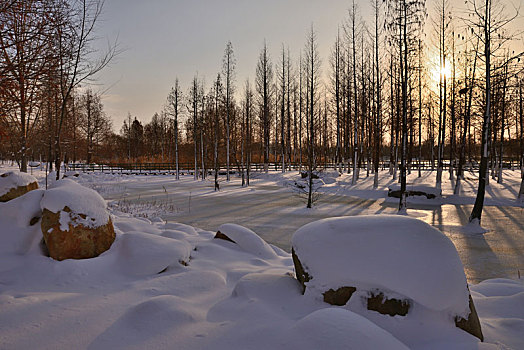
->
451, 204, 506, 283
482, 206, 524, 267
499, 181, 519, 198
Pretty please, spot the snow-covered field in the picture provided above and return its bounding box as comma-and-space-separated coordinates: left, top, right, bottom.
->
0, 163, 523, 349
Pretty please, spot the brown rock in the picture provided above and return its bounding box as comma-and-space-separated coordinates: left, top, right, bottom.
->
323, 287, 357, 306
292, 248, 311, 294
0, 174, 38, 202
214, 231, 236, 243
41, 207, 115, 261
367, 292, 411, 317
455, 293, 484, 341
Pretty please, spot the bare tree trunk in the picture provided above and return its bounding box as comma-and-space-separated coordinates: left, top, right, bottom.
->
373, 0, 381, 189
519, 80, 524, 201
470, 0, 491, 225
399, 0, 408, 213
455, 40, 478, 195
497, 63, 507, 184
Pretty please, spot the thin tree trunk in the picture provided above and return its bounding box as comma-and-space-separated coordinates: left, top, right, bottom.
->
469, 1, 491, 225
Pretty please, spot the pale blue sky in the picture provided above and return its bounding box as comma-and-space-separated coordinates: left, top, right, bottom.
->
95, 0, 372, 129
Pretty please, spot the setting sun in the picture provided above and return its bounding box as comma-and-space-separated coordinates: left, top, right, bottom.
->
432, 63, 452, 83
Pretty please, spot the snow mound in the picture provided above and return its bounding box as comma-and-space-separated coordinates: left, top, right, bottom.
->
163, 222, 198, 235
471, 279, 524, 350
217, 223, 278, 259
471, 278, 524, 297
0, 171, 37, 196
116, 231, 191, 276
41, 179, 109, 228
231, 273, 303, 304
90, 295, 202, 350
0, 189, 44, 255
113, 216, 162, 235
292, 215, 469, 313
161, 229, 191, 241
284, 308, 409, 350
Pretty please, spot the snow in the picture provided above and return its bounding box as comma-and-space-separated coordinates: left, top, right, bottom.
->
40, 179, 109, 228
116, 232, 192, 276
0, 189, 44, 256
283, 308, 410, 350
292, 215, 470, 313
0, 164, 522, 349
217, 223, 278, 259
0, 171, 37, 196
470, 279, 524, 350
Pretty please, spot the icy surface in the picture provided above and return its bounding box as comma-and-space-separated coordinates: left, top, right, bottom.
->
292, 215, 469, 313
40, 179, 109, 228
0, 171, 37, 196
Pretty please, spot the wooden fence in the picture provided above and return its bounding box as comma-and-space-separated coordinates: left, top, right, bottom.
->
66, 159, 522, 175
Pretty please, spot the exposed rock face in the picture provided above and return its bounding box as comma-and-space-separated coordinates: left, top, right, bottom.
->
0, 172, 39, 202
214, 231, 236, 243
367, 292, 410, 317
292, 248, 310, 294
41, 206, 115, 261
323, 287, 356, 306
455, 294, 484, 342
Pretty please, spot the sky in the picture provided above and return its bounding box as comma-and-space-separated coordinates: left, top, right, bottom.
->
93, 0, 524, 132
93, 0, 370, 131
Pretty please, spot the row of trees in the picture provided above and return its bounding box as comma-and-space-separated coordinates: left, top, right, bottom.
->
0, 0, 117, 179
2, 0, 523, 220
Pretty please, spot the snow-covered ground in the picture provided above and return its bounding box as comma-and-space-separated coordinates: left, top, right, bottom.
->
0, 163, 523, 349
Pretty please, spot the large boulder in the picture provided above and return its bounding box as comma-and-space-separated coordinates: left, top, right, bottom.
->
291, 215, 483, 342
40, 179, 115, 261
0, 171, 38, 202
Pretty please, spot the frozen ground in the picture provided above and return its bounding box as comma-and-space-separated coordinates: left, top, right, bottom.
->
0, 163, 523, 349
69, 166, 523, 284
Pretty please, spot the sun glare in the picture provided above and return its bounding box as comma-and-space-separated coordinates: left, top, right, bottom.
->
432, 63, 452, 83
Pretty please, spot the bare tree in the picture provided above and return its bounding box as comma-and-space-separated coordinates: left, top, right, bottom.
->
166, 79, 182, 180
213, 74, 222, 190
222, 41, 235, 181
244, 79, 254, 186
51, 0, 118, 179
467, 0, 521, 225
256, 41, 273, 173
0, 0, 50, 172
304, 24, 322, 208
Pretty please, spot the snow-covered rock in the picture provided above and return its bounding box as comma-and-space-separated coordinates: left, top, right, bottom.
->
216, 223, 278, 259
292, 215, 468, 311
116, 231, 191, 276
41, 179, 109, 229
291, 215, 483, 341
388, 184, 442, 199
40, 179, 115, 260
0, 171, 38, 202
